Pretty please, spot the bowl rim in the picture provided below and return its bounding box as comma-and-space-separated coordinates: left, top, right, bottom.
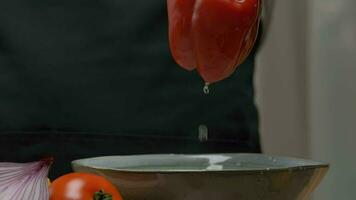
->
71, 153, 329, 174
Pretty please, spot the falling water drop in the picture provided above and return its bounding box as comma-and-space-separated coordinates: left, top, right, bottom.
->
203, 82, 210, 95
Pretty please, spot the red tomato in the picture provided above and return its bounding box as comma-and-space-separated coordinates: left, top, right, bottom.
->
49, 172, 123, 200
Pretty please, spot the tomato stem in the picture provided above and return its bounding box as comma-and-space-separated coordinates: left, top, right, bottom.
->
93, 189, 113, 200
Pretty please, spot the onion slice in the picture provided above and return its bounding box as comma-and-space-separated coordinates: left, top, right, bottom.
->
0, 158, 52, 200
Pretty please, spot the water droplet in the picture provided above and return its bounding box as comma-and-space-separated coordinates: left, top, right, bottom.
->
198, 125, 209, 142
203, 83, 210, 95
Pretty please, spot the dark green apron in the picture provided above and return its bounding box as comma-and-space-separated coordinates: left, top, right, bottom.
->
0, 0, 261, 178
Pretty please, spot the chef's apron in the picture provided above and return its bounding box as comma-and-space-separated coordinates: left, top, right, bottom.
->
0, 0, 261, 178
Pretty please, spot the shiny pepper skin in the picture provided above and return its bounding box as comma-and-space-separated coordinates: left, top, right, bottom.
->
168, 0, 261, 84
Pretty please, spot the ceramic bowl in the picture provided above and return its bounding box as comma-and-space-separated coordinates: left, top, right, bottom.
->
72, 154, 328, 200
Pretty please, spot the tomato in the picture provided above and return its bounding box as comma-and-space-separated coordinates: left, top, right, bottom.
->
49, 172, 123, 200
168, 0, 261, 84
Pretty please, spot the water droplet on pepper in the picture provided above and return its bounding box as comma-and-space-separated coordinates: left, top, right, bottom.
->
203, 82, 210, 94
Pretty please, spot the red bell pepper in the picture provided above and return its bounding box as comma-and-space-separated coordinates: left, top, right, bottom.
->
168, 0, 261, 84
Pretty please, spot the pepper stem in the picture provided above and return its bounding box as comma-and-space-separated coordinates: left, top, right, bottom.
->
93, 189, 113, 200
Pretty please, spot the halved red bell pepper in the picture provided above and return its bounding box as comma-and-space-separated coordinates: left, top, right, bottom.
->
168, 0, 261, 84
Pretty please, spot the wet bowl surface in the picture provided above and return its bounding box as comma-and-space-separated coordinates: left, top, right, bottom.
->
72, 154, 328, 200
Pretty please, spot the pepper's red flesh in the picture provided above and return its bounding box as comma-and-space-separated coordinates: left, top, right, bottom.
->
168, 0, 261, 83
167, 0, 197, 71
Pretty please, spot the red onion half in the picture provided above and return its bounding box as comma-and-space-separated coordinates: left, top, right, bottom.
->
0, 158, 52, 200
